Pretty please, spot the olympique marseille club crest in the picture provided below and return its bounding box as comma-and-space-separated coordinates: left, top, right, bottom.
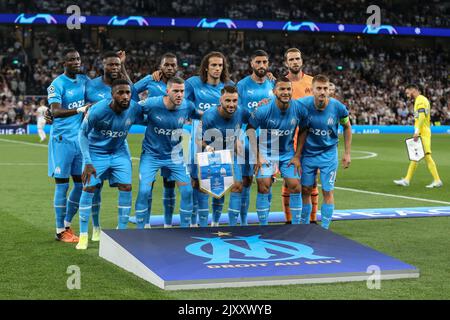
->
197, 149, 234, 199
185, 234, 332, 264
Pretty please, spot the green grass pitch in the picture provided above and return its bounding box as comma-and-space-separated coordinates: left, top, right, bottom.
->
0, 134, 449, 299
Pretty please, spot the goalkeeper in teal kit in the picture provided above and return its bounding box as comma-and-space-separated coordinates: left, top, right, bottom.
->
297, 74, 352, 229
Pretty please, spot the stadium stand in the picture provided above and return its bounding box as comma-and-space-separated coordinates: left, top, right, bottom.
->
1, 0, 449, 27
0, 23, 450, 125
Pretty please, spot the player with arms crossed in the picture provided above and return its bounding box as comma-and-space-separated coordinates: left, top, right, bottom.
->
47, 48, 90, 242
236, 49, 275, 226
132, 53, 179, 228
247, 77, 308, 225
197, 86, 250, 226
394, 84, 442, 188
134, 77, 202, 228
297, 75, 352, 229
185, 52, 234, 227
77, 79, 143, 249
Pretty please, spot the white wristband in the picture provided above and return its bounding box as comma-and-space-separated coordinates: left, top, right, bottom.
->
414, 128, 419, 135
77, 106, 87, 114
205, 145, 214, 152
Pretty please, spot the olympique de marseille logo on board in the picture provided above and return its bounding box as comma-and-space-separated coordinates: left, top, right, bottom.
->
185, 234, 333, 264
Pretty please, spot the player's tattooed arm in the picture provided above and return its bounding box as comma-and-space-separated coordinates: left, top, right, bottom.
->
341, 120, 352, 169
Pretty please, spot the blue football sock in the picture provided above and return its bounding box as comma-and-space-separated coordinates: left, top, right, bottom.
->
64, 182, 82, 226
197, 192, 210, 227
256, 193, 270, 225
240, 186, 250, 226
135, 183, 152, 229
321, 203, 334, 229
144, 192, 152, 226
301, 203, 312, 224
118, 190, 132, 229
163, 187, 175, 226
179, 184, 193, 228
54, 183, 69, 232
290, 193, 302, 224
268, 186, 272, 206
79, 191, 94, 234
228, 192, 241, 226
191, 187, 199, 225
212, 197, 224, 223
91, 188, 101, 228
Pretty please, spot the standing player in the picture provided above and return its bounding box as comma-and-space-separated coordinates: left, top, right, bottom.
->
185, 52, 234, 227
197, 86, 250, 226
47, 48, 90, 242
132, 53, 179, 228
134, 77, 201, 228
77, 80, 143, 249
36, 99, 48, 142
84, 51, 131, 240
247, 77, 308, 225
236, 50, 275, 226
298, 75, 352, 229
394, 84, 442, 188
282, 48, 316, 224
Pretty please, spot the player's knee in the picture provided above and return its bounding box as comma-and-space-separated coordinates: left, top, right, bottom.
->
302, 185, 313, 195
257, 183, 270, 194
243, 176, 253, 187
322, 190, 334, 203
138, 183, 153, 198
191, 179, 199, 189
231, 182, 243, 193
179, 184, 193, 201
72, 175, 82, 183
118, 184, 132, 192
83, 186, 97, 193
288, 184, 301, 193
55, 178, 70, 184
163, 179, 175, 188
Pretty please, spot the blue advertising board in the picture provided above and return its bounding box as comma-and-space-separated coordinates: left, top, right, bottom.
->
1, 13, 450, 37
99, 224, 419, 290
131, 206, 450, 226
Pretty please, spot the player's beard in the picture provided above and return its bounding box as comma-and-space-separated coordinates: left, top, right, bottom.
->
289, 66, 301, 75
253, 68, 267, 78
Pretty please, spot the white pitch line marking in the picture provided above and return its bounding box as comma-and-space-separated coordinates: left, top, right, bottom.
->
0, 138, 140, 161
351, 150, 378, 159
333, 185, 450, 205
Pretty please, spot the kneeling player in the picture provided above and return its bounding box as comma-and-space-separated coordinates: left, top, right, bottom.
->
77, 80, 143, 249
298, 75, 352, 229
247, 77, 308, 225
